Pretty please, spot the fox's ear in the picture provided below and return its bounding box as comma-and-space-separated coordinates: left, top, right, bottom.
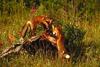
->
52, 25, 55, 30
42, 16, 45, 20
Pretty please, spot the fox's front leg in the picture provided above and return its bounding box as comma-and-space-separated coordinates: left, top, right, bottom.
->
42, 21, 49, 30
27, 21, 36, 37
19, 21, 33, 43
20, 21, 29, 38
42, 33, 57, 46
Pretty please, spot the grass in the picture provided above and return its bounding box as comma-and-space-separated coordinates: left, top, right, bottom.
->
0, 16, 100, 67
0, 1, 100, 67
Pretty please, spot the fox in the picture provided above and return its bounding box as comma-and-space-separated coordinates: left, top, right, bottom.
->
43, 25, 70, 59
19, 15, 52, 43
20, 15, 52, 38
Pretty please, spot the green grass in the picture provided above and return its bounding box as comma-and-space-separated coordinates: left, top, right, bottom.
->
0, 0, 100, 67
0, 16, 100, 67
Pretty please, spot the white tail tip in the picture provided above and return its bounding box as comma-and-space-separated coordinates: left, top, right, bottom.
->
65, 54, 70, 59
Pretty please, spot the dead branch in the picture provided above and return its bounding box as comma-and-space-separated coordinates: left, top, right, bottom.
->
0, 35, 41, 58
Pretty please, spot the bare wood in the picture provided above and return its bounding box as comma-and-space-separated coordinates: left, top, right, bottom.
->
0, 35, 41, 58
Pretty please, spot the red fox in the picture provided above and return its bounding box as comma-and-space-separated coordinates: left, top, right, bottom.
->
20, 15, 52, 38
43, 25, 70, 59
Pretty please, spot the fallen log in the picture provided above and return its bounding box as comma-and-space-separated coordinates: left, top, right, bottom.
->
0, 44, 22, 58
0, 35, 41, 58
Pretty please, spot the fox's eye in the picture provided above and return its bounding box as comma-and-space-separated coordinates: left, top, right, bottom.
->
53, 31, 57, 36
53, 32, 55, 35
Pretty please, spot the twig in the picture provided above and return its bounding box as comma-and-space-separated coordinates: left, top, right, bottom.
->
0, 35, 40, 58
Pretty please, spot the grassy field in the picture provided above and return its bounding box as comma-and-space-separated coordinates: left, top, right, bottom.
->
0, 0, 100, 67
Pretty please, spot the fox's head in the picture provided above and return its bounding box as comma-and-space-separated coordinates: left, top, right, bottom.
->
44, 16, 52, 25
40, 15, 53, 31
52, 25, 62, 37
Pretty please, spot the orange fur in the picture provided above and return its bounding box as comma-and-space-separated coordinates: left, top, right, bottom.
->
20, 15, 52, 38
44, 25, 70, 59
52, 25, 66, 58
42, 32, 57, 46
